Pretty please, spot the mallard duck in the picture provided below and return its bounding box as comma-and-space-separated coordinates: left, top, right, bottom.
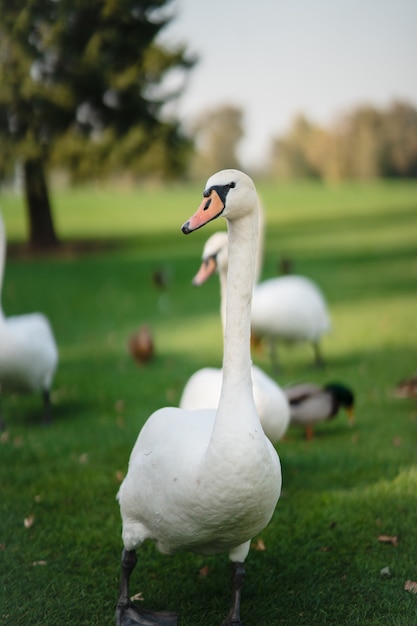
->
284, 381, 355, 440
0, 214, 58, 428
115, 170, 281, 626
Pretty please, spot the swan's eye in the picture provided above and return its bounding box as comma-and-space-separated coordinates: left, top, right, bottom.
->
229, 182, 236, 189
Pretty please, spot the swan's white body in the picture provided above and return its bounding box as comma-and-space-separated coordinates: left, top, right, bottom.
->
179, 231, 290, 443
0, 215, 58, 412
116, 170, 281, 625
180, 364, 289, 443
251, 274, 331, 367
251, 275, 330, 345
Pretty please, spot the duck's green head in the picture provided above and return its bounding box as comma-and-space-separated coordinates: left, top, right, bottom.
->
325, 382, 355, 424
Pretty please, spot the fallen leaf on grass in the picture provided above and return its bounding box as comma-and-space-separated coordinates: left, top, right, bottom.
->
24, 515, 35, 529
115, 400, 125, 413
1, 431, 9, 444
32, 560, 47, 566
404, 580, 417, 593
380, 566, 391, 577
199, 565, 209, 577
130, 592, 144, 602
378, 535, 398, 547
115, 470, 124, 483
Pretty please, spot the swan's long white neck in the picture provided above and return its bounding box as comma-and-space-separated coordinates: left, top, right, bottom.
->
217, 202, 263, 329
218, 260, 227, 332
212, 206, 259, 438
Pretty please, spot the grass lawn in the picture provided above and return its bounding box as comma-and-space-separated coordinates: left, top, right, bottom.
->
0, 178, 416, 625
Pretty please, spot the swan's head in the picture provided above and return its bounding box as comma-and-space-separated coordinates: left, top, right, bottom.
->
192, 231, 228, 286
182, 169, 257, 234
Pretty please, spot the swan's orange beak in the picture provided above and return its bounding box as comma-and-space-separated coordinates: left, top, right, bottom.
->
192, 256, 217, 286
182, 190, 225, 234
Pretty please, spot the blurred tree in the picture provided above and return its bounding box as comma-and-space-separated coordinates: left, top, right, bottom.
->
0, 0, 195, 248
189, 105, 244, 180
269, 102, 417, 182
339, 105, 385, 179
382, 101, 417, 177
269, 114, 321, 180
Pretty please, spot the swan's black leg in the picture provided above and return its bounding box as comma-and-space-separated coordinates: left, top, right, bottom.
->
221, 561, 245, 626
42, 389, 52, 425
269, 339, 280, 374
312, 341, 325, 368
115, 548, 177, 626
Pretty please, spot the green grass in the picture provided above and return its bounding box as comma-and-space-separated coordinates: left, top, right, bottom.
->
1, 178, 417, 625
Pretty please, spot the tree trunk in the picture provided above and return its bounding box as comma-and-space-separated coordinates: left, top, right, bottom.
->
23, 158, 59, 249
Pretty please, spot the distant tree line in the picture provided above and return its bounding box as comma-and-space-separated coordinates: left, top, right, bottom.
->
269, 101, 417, 181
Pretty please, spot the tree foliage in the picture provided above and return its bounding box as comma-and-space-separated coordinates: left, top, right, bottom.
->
270, 101, 417, 181
0, 0, 195, 246
188, 104, 244, 180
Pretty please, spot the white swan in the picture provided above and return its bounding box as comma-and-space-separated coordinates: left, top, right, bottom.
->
116, 170, 282, 626
0, 214, 58, 427
251, 274, 331, 370
179, 231, 290, 443
186, 227, 330, 372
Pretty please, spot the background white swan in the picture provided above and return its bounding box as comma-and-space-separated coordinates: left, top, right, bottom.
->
0, 214, 58, 427
180, 231, 290, 443
116, 170, 281, 626
251, 274, 331, 370
188, 227, 331, 372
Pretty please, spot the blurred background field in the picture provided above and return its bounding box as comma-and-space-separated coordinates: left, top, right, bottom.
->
1, 179, 416, 625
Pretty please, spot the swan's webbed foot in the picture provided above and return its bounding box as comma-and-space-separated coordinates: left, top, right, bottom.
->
116, 602, 177, 626
116, 549, 177, 626
220, 616, 243, 626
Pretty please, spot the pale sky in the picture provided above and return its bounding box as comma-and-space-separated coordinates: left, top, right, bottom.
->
161, 0, 417, 168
